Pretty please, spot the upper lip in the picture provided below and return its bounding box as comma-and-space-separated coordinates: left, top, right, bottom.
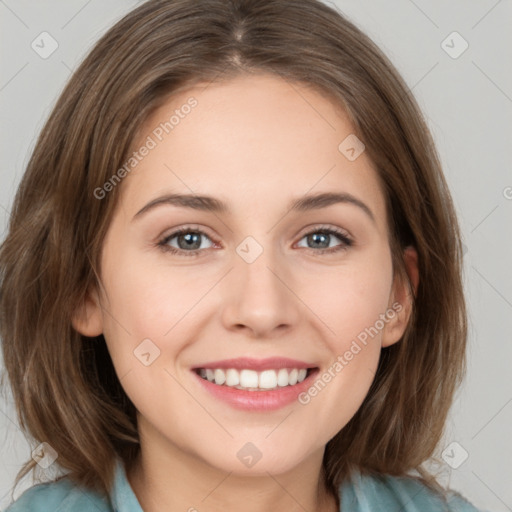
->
191, 357, 318, 372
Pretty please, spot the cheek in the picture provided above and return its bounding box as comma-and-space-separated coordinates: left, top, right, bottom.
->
297, 260, 393, 439
99, 247, 220, 379
305, 251, 394, 352
101, 247, 194, 333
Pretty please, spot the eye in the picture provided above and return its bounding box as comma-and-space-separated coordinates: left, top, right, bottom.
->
157, 227, 215, 256
156, 224, 353, 257
296, 225, 353, 254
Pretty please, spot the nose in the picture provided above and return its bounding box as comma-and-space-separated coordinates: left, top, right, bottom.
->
220, 242, 301, 338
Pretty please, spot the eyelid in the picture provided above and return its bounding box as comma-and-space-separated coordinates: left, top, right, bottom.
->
157, 223, 216, 242
157, 223, 352, 243
156, 223, 354, 256
296, 223, 352, 241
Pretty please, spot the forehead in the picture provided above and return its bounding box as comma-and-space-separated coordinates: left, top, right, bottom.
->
120, 73, 387, 228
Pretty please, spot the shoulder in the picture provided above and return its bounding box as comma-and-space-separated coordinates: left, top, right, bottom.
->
4, 477, 111, 512
339, 471, 484, 512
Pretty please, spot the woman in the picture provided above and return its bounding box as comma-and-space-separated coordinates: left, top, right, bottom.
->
1, 1, 481, 510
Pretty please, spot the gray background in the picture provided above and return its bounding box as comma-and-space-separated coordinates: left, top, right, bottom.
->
0, 1, 511, 510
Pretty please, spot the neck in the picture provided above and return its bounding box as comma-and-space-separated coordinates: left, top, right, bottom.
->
126, 438, 339, 512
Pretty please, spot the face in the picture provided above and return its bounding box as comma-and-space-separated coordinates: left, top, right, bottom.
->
75, 73, 416, 476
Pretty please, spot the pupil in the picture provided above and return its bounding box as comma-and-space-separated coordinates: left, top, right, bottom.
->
180, 233, 201, 250
310, 233, 328, 249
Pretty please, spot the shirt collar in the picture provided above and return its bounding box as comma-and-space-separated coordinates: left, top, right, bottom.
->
111, 456, 349, 512
111, 457, 144, 512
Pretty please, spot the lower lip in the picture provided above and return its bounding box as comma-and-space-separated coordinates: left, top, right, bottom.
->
191, 369, 319, 411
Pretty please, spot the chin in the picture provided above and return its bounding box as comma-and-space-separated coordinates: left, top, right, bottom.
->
197, 440, 315, 477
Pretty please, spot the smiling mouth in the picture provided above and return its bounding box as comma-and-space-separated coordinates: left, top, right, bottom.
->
194, 367, 318, 391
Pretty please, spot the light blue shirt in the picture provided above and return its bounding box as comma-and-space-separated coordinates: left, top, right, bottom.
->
5, 456, 484, 511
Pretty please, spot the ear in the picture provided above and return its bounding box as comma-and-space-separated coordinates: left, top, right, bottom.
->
381, 246, 419, 348
71, 286, 104, 337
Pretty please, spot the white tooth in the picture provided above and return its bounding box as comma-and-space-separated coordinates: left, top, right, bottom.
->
214, 369, 226, 385
206, 367, 306, 389
277, 368, 289, 387
239, 369, 258, 388
225, 368, 240, 386
259, 370, 278, 389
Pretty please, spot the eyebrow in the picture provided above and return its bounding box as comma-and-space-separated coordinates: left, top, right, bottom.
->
133, 191, 376, 224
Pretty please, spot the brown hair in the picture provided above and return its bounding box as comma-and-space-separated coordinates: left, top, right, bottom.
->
0, 0, 467, 504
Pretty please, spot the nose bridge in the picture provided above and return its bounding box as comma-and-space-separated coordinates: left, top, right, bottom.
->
221, 233, 299, 335
235, 233, 284, 298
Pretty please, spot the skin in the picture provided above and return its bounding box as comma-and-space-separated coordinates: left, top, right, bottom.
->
73, 73, 418, 512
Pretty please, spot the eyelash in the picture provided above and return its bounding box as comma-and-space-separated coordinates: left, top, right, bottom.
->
156, 224, 353, 257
